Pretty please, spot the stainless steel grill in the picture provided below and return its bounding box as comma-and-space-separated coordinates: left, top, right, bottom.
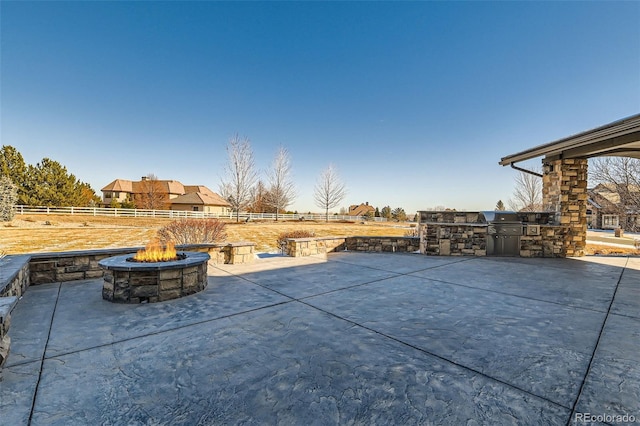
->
479, 211, 523, 256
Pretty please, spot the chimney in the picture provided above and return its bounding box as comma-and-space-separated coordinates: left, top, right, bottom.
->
366, 202, 369, 206
141, 176, 147, 181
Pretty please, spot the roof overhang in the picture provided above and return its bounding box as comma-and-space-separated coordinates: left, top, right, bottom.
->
499, 113, 640, 166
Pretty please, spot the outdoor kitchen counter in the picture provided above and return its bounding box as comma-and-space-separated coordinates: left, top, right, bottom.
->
418, 211, 565, 258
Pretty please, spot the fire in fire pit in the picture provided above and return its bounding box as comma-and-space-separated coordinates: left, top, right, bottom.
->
129, 240, 185, 263
99, 246, 210, 303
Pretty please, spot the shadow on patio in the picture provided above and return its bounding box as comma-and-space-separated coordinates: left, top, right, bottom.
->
1, 252, 638, 425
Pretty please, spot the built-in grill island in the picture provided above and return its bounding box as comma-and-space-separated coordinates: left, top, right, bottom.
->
479, 211, 522, 256
418, 210, 563, 258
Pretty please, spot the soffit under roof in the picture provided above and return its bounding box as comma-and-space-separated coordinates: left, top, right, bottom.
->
499, 113, 640, 166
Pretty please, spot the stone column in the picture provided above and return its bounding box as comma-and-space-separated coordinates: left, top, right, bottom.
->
542, 158, 588, 257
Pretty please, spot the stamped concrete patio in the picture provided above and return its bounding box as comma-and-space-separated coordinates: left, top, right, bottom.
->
1, 252, 639, 425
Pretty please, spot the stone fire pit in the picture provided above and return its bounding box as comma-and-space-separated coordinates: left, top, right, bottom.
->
99, 251, 210, 303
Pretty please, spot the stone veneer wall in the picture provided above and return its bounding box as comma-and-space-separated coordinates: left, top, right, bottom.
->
543, 158, 588, 257
519, 226, 565, 257
284, 236, 419, 257
346, 236, 419, 252
102, 262, 208, 304
0, 255, 29, 375
0, 296, 18, 375
420, 224, 488, 256
0, 255, 31, 298
418, 211, 487, 256
418, 211, 567, 258
28, 243, 255, 285
223, 242, 255, 264
0, 242, 253, 377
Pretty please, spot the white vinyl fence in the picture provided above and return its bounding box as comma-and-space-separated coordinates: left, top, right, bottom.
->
12, 205, 388, 222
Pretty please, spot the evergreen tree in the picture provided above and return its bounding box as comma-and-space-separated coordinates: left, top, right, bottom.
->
495, 200, 506, 211
0, 176, 18, 221
391, 207, 407, 222
23, 158, 98, 206
374, 207, 380, 218
0, 145, 28, 205
380, 206, 392, 219
1, 146, 100, 207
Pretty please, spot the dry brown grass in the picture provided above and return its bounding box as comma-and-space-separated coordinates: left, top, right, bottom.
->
3, 215, 633, 256
584, 244, 640, 256
0, 215, 411, 254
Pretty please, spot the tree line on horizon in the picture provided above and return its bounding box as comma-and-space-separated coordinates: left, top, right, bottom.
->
0, 145, 101, 208
0, 141, 349, 222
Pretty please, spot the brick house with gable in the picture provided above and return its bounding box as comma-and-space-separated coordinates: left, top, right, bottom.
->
101, 178, 231, 214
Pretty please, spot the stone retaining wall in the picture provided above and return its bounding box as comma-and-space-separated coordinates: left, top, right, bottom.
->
0, 242, 254, 377
28, 243, 255, 285
346, 236, 419, 253
0, 255, 30, 298
223, 242, 255, 264
0, 296, 18, 375
284, 236, 419, 257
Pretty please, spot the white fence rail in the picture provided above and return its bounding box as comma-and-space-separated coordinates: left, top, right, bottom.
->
12, 205, 388, 222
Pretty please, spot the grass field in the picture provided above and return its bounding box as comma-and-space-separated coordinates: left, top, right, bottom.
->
0, 215, 413, 254
1, 214, 636, 256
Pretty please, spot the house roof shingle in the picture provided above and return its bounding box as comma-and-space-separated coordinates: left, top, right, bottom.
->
101, 179, 133, 192
102, 178, 228, 207
171, 192, 230, 206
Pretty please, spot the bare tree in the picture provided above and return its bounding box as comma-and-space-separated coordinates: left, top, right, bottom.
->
220, 135, 258, 222
138, 173, 165, 210
509, 169, 542, 212
266, 146, 296, 221
314, 164, 347, 222
590, 157, 640, 230
247, 180, 272, 213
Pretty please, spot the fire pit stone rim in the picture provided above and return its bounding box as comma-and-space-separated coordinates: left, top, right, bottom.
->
98, 251, 210, 271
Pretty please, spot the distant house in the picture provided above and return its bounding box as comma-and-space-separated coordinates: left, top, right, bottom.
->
101, 178, 231, 214
348, 202, 375, 217
587, 183, 640, 231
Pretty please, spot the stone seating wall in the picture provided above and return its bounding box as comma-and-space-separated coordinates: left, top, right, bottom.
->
284, 236, 420, 257
0, 242, 255, 376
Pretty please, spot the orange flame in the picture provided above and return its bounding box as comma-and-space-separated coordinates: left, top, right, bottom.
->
133, 240, 178, 262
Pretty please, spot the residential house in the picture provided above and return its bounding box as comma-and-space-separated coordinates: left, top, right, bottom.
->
587, 183, 640, 231
348, 202, 375, 217
101, 178, 231, 214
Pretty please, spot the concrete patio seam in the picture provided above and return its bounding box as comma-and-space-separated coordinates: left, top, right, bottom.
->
405, 274, 613, 315
331, 254, 478, 275
211, 262, 405, 302
28, 282, 62, 426
609, 311, 640, 321
297, 297, 572, 414
567, 257, 628, 425
37, 299, 296, 364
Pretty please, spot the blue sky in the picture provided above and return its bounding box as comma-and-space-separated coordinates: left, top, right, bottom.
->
2, 1, 639, 214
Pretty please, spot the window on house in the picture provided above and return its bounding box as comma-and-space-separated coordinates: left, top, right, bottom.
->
602, 214, 619, 229
193, 206, 199, 212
